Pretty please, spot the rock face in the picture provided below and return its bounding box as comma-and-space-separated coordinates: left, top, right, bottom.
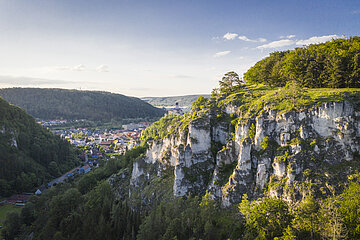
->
130, 117, 217, 199
129, 101, 360, 206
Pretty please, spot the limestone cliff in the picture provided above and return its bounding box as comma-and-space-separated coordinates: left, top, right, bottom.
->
112, 89, 360, 207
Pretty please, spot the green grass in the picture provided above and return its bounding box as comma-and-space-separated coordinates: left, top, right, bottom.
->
139, 84, 360, 144
217, 84, 360, 119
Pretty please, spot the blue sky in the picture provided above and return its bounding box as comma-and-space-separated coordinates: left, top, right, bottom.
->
0, 0, 359, 97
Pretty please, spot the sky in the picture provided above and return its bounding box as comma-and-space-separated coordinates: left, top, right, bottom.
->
0, 0, 359, 97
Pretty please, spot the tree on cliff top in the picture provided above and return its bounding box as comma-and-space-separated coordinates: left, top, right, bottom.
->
213, 71, 244, 96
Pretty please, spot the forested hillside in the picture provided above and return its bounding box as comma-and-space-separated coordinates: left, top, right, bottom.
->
0, 97, 79, 196
0, 88, 165, 121
3, 38, 360, 240
244, 36, 360, 88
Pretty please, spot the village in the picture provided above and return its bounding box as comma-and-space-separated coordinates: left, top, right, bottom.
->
0, 107, 184, 229
0, 121, 153, 220
58, 121, 152, 154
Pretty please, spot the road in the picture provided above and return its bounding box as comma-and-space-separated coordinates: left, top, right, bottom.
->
47, 166, 80, 187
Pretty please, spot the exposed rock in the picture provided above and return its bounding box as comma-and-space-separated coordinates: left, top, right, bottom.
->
128, 101, 360, 207
273, 157, 286, 178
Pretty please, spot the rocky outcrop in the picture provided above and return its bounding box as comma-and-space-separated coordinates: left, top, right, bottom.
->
130, 116, 216, 199
128, 101, 360, 207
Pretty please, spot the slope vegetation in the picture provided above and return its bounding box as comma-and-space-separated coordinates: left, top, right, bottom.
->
244, 36, 360, 88
0, 88, 165, 121
0, 97, 79, 196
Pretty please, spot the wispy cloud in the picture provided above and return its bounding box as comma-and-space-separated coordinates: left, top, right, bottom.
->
296, 35, 341, 46
214, 50, 231, 58
73, 64, 86, 71
0, 75, 73, 86
256, 39, 295, 49
257, 38, 267, 42
352, 10, 360, 14
96, 65, 109, 72
223, 32, 238, 40
239, 35, 267, 43
52, 64, 109, 72
280, 34, 296, 39
53, 64, 86, 72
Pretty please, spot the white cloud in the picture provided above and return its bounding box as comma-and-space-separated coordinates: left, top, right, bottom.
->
280, 34, 296, 39
96, 64, 109, 72
238, 35, 252, 41
73, 64, 86, 71
223, 32, 238, 40
0, 75, 72, 86
238, 35, 267, 43
256, 39, 295, 49
258, 38, 267, 42
214, 50, 231, 58
352, 10, 360, 14
52, 64, 110, 72
296, 35, 341, 46
52, 64, 87, 72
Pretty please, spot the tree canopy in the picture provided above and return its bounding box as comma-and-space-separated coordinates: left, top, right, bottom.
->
244, 37, 360, 88
0, 88, 165, 121
0, 97, 79, 196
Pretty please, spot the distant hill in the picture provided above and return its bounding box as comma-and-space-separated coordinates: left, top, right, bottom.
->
142, 94, 210, 112
0, 97, 79, 196
0, 88, 165, 121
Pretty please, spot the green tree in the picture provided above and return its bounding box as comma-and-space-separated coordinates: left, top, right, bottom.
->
77, 173, 97, 194
319, 196, 347, 240
0, 178, 10, 196
2, 212, 23, 240
339, 181, 360, 239
290, 196, 321, 239
243, 37, 360, 88
192, 96, 208, 110
239, 195, 292, 239
219, 71, 243, 93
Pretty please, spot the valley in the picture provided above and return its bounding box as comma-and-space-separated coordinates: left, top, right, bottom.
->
1, 37, 360, 240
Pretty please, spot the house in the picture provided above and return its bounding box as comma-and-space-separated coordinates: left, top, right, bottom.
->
6, 194, 31, 205
99, 140, 113, 147
79, 165, 91, 174
35, 189, 42, 195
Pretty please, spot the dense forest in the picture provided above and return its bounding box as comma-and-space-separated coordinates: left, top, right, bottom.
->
0, 146, 244, 240
0, 97, 79, 197
0, 88, 165, 121
3, 145, 360, 240
244, 36, 360, 88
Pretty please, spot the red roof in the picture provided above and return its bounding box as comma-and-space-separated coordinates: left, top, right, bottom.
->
82, 165, 91, 170
99, 140, 113, 145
